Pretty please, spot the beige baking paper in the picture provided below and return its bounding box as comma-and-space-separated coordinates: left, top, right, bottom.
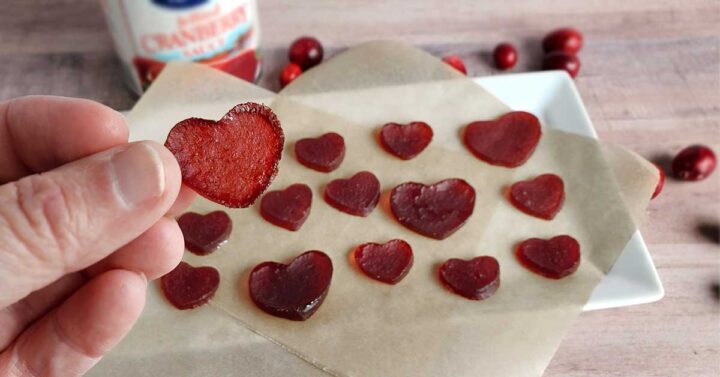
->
92, 42, 658, 377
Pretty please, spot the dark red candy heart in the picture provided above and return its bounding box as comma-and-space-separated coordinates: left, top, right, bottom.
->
161, 262, 220, 310
260, 183, 313, 231
463, 111, 542, 168
390, 179, 475, 240
439, 256, 500, 300
165, 103, 284, 208
509, 173, 565, 220
249, 251, 333, 321
177, 211, 232, 256
516, 235, 581, 279
353, 239, 414, 285
379, 121, 433, 160
295, 132, 345, 172
324, 171, 380, 217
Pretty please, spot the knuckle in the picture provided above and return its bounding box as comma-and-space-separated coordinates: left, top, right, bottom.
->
0, 174, 87, 271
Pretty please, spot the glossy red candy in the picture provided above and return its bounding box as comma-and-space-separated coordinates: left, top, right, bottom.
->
652, 164, 665, 199
177, 211, 232, 255
390, 179, 475, 240
379, 121, 433, 160
289, 36, 324, 70
165, 103, 284, 208
295, 132, 345, 172
324, 171, 380, 217
542, 52, 581, 78
353, 239, 414, 285
542, 27, 583, 54
464, 111, 542, 168
161, 262, 220, 310
439, 256, 500, 300
279, 62, 302, 87
442, 55, 467, 75
493, 43, 518, 70
260, 184, 313, 231
672, 145, 716, 181
509, 174, 565, 220
516, 235, 580, 279
249, 250, 333, 321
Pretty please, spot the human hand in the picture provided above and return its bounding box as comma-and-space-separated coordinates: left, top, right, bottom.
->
0, 96, 194, 376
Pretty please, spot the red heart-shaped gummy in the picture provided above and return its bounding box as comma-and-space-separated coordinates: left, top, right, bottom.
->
516, 235, 580, 279
177, 211, 232, 256
260, 183, 313, 231
379, 121, 433, 160
439, 256, 500, 300
249, 251, 333, 321
509, 174, 565, 220
463, 111, 542, 168
165, 103, 284, 208
161, 262, 220, 310
353, 239, 414, 284
324, 171, 380, 217
295, 132, 345, 172
390, 179, 475, 240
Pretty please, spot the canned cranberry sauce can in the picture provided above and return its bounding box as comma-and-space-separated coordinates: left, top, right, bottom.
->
101, 0, 261, 94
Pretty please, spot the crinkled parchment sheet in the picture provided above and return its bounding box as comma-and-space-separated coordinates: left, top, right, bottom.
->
91, 42, 658, 377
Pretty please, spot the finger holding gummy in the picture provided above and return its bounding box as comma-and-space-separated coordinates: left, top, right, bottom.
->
164, 102, 285, 208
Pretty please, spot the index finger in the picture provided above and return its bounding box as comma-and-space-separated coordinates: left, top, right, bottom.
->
0, 95, 129, 184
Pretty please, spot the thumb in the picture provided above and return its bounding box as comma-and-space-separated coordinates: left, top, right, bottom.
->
0, 141, 181, 308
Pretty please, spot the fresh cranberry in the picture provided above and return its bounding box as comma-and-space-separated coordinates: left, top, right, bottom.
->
442, 55, 467, 75
542, 52, 581, 78
542, 27, 583, 54
672, 145, 716, 181
279, 63, 302, 87
493, 43, 517, 70
652, 164, 665, 199
288, 36, 324, 70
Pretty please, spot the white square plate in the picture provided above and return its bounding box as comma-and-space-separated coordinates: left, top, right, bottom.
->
475, 71, 663, 311
124, 71, 663, 311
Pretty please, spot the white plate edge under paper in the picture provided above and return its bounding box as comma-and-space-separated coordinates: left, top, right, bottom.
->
475, 71, 664, 311
123, 70, 664, 311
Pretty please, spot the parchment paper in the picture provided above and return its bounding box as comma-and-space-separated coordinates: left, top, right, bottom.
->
92, 42, 658, 377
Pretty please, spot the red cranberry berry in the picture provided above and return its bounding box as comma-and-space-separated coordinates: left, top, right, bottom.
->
652, 164, 665, 199
279, 63, 302, 87
542, 52, 581, 78
672, 145, 716, 181
442, 55, 467, 75
543, 27, 583, 54
493, 43, 517, 70
288, 36, 324, 70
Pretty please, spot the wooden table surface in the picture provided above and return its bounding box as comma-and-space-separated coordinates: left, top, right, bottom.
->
1, 1, 718, 376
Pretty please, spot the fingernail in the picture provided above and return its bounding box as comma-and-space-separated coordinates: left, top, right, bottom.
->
134, 270, 148, 285
111, 142, 165, 207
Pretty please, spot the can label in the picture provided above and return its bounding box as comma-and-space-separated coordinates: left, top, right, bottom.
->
101, 0, 260, 93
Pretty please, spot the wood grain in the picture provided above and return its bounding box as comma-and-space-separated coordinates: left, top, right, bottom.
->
0, 1, 717, 376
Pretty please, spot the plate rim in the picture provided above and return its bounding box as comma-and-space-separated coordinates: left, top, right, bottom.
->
474, 71, 664, 311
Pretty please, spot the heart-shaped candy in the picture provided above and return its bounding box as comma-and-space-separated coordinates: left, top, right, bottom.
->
260, 183, 313, 231
353, 239, 414, 284
463, 111, 541, 168
390, 179, 475, 240
165, 103, 284, 208
161, 262, 220, 310
509, 173, 565, 220
515, 235, 580, 279
177, 211, 232, 256
439, 256, 500, 300
324, 171, 380, 217
295, 132, 345, 172
379, 121, 433, 160
249, 250, 333, 321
